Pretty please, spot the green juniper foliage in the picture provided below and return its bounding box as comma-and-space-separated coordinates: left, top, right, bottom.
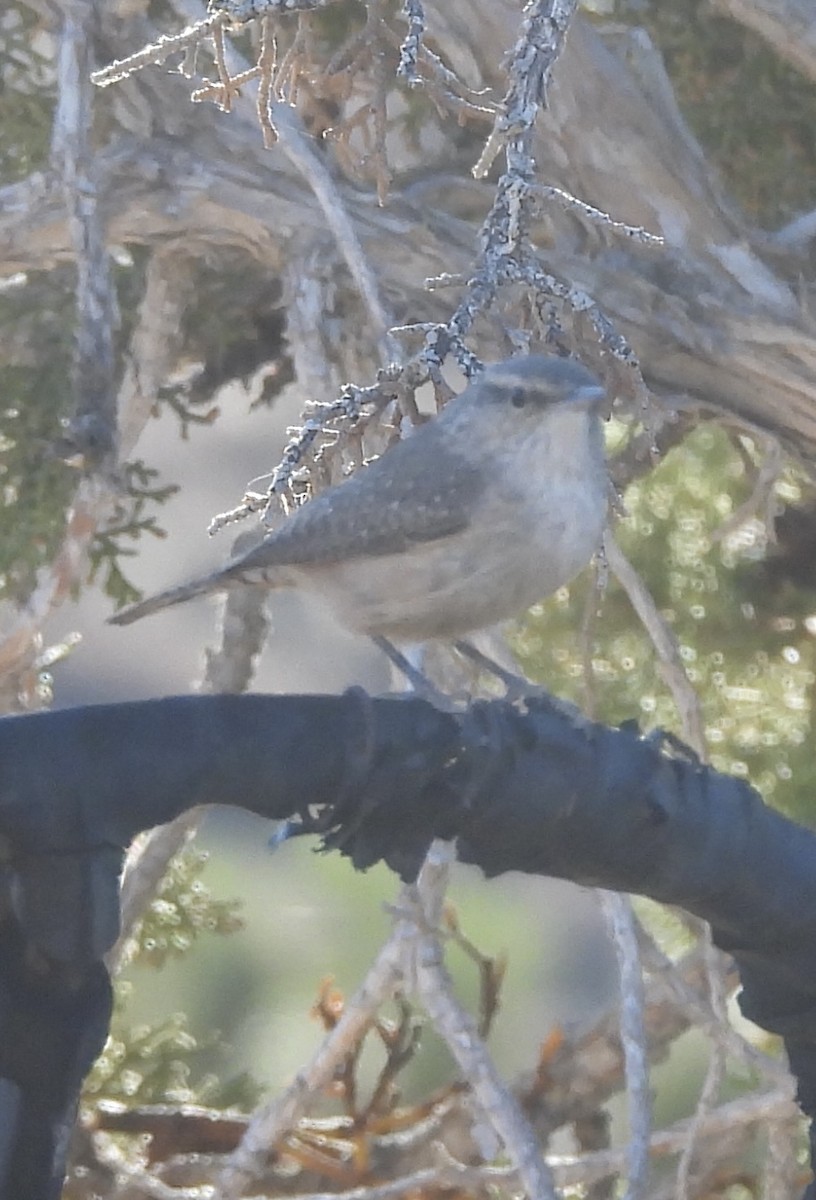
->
85, 848, 261, 1111
0, 4, 53, 184
517, 423, 816, 824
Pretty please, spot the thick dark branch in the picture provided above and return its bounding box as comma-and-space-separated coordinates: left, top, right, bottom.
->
2, 691, 815, 1024
2, 691, 816, 1195
0, 693, 456, 958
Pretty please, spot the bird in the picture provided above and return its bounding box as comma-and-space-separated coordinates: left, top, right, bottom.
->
110, 355, 609, 643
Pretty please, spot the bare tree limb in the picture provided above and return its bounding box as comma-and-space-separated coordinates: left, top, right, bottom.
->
711, 0, 816, 85
598, 892, 651, 1200
604, 532, 707, 757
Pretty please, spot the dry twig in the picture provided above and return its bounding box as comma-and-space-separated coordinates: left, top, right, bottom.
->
604, 532, 707, 757
598, 892, 651, 1200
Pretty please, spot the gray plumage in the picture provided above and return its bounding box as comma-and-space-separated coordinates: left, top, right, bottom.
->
110, 356, 608, 640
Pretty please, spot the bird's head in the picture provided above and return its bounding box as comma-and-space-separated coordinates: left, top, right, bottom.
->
479, 355, 606, 415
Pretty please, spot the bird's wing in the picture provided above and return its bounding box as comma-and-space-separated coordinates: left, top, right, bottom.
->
235, 430, 484, 572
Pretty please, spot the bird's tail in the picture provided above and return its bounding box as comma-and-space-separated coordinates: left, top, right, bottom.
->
109, 570, 231, 626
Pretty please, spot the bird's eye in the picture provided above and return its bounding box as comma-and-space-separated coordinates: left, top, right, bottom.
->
510, 387, 526, 408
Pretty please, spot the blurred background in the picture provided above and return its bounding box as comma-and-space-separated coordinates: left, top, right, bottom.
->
3, 0, 816, 1163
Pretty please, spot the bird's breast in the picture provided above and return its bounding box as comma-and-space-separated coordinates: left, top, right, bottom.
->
499, 409, 607, 567
293, 411, 607, 641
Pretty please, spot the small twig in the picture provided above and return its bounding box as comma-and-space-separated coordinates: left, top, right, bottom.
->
205, 375, 400, 534
256, 16, 279, 146
210, 0, 341, 17
268, 101, 397, 359
216, 1088, 798, 1200
216, 921, 409, 1198
762, 1114, 803, 1200
441, 906, 507, 1040
207, 488, 275, 534
397, 0, 425, 87
579, 552, 607, 719
381, 23, 497, 121
415, 922, 559, 1200
91, 13, 224, 87
530, 183, 664, 246
604, 532, 707, 757
190, 63, 259, 104
517, 259, 644, 372
107, 810, 206, 973
415, 43, 495, 109
82, 1147, 209, 1200
634, 922, 787, 1086
675, 921, 729, 1200
211, 20, 234, 104
473, 0, 578, 180
589, 1089, 798, 1187
365, 7, 394, 205
598, 892, 651, 1200
710, 434, 783, 543
422, 273, 467, 291
770, 206, 816, 253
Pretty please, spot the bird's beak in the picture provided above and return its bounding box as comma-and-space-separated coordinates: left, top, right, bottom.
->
572, 383, 607, 408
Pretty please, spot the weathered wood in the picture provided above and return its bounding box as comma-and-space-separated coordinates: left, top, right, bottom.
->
1, 0, 815, 463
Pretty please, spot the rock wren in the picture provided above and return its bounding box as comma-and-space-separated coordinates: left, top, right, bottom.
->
111, 356, 608, 641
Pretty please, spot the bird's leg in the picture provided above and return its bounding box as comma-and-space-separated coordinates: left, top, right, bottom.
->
370, 636, 453, 709
453, 639, 538, 702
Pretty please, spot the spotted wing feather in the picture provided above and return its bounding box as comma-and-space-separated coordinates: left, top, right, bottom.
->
237, 431, 483, 571
110, 430, 483, 625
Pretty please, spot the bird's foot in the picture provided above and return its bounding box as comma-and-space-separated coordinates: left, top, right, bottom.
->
371, 636, 456, 709
452, 640, 542, 703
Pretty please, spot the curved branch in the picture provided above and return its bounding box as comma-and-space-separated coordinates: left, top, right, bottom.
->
2, 691, 815, 1193
711, 0, 816, 85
